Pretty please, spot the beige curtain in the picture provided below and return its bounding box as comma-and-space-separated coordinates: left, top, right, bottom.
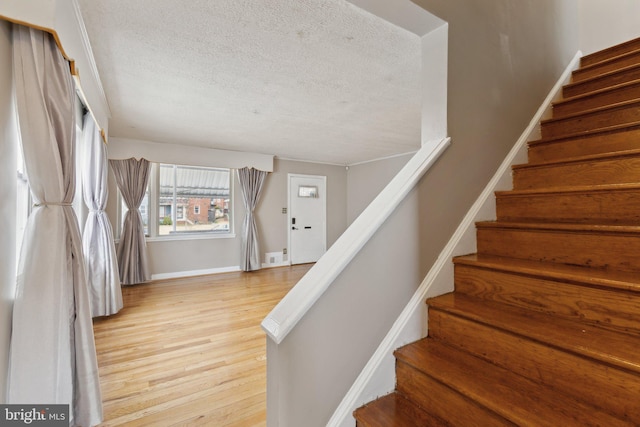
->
237, 167, 268, 271
9, 24, 102, 426
82, 113, 122, 316
109, 158, 151, 285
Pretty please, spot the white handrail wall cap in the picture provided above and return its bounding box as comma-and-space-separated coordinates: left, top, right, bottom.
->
262, 318, 280, 338
261, 137, 451, 344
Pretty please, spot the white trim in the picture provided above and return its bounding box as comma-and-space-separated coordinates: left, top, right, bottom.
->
146, 233, 236, 243
326, 50, 583, 427
151, 266, 241, 281
276, 150, 420, 168
71, 0, 111, 118
276, 156, 346, 167
263, 137, 451, 343
347, 150, 419, 167
261, 261, 291, 269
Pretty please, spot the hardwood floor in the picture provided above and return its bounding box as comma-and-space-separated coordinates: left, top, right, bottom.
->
93, 264, 312, 426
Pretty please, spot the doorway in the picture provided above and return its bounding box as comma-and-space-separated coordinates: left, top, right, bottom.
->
288, 174, 327, 265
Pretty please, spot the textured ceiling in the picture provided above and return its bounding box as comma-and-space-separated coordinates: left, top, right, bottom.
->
77, 0, 423, 165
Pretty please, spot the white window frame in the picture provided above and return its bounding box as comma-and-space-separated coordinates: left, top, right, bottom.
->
118, 162, 235, 242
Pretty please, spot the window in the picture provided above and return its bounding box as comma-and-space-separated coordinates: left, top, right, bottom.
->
117, 163, 232, 239
158, 164, 231, 236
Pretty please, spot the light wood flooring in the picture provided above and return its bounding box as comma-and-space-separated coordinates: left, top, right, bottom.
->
93, 264, 312, 426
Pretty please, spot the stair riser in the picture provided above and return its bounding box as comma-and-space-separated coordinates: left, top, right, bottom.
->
428, 309, 640, 423
476, 227, 640, 272
528, 127, 640, 163
395, 361, 515, 427
512, 155, 640, 190
541, 104, 640, 139
454, 263, 640, 334
554, 82, 640, 118
573, 51, 640, 82
564, 65, 640, 98
580, 40, 640, 67
495, 189, 640, 224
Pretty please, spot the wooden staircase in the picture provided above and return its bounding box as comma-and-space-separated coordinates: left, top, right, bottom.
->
355, 37, 640, 426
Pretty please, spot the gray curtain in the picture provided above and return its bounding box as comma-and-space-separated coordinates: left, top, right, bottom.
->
109, 158, 151, 285
9, 25, 102, 426
237, 167, 268, 271
82, 113, 122, 316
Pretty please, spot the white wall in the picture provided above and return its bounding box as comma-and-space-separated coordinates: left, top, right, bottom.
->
0, 19, 16, 403
421, 24, 448, 143
578, 0, 640, 56
346, 153, 413, 224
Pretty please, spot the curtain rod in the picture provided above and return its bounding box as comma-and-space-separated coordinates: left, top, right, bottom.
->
0, 15, 108, 145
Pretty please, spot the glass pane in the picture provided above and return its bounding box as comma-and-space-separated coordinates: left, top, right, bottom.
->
158, 164, 230, 235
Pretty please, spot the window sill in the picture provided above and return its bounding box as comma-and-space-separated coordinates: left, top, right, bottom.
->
116, 232, 236, 244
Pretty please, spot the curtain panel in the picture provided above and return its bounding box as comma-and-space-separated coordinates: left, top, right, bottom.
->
237, 167, 268, 271
9, 25, 102, 426
82, 113, 123, 316
109, 158, 151, 285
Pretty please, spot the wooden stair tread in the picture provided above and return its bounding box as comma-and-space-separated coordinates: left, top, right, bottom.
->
476, 220, 640, 234
496, 182, 640, 197
426, 294, 640, 375
576, 48, 640, 74
453, 254, 640, 293
395, 339, 631, 427
580, 37, 640, 67
540, 98, 640, 125
572, 49, 640, 83
513, 146, 640, 170
564, 63, 640, 96
528, 120, 640, 147
354, 393, 449, 427
554, 77, 640, 107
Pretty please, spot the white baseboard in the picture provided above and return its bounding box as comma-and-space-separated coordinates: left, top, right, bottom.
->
151, 266, 241, 281
326, 50, 583, 427
261, 261, 291, 269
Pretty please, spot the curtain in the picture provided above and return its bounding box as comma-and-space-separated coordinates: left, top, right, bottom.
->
9, 25, 102, 426
237, 167, 268, 271
109, 158, 151, 285
82, 113, 122, 316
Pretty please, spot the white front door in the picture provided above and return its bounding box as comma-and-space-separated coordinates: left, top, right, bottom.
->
288, 174, 327, 265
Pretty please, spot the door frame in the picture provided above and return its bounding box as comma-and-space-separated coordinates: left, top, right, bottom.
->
287, 173, 327, 265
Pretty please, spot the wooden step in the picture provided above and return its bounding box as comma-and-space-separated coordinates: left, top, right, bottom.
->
580, 37, 640, 67
527, 122, 640, 163
512, 149, 640, 190
427, 294, 640, 423
353, 393, 449, 427
395, 339, 631, 426
540, 99, 640, 139
453, 254, 640, 334
553, 79, 640, 118
564, 63, 640, 98
475, 221, 640, 273
572, 49, 640, 82
495, 183, 640, 224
